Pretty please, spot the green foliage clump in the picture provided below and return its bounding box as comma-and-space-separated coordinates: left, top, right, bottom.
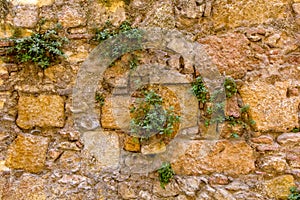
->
240, 104, 250, 113
94, 20, 139, 43
7, 29, 68, 69
224, 77, 237, 98
95, 93, 105, 107
93, 20, 143, 58
231, 133, 239, 138
158, 162, 175, 189
129, 55, 138, 70
292, 128, 300, 133
288, 187, 300, 200
130, 90, 180, 139
191, 76, 208, 103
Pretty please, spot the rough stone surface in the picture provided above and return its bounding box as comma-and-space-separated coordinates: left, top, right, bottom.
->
58, 4, 86, 28
172, 140, 255, 176
13, 5, 38, 28
101, 96, 131, 130
123, 136, 140, 152
82, 130, 120, 168
225, 94, 240, 118
293, 3, 300, 14
140, 0, 175, 28
16, 95, 65, 129
277, 132, 300, 145
251, 135, 274, 144
0, 0, 300, 199
141, 141, 166, 155
208, 173, 230, 185
264, 175, 295, 199
257, 155, 287, 173
239, 81, 300, 132
212, 0, 291, 28
2, 174, 46, 200
5, 134, 50, 173
199, 33, 258, 79
286, 149, 300, 168
153, 180, 180, 197
119, 183, 137, 199
11, 0, 54, 6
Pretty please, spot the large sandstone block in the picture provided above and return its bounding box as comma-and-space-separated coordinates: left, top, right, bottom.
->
13, 5, 38, 28
16, 95, 65, 129
199, 33, 258, 79
58, 4, 87, 28
212, 0, 291, 28
5, 134, 50, 173
239, 81, 300, 132
264, 175, 295, 199
172, 140, 255, 176
82, 130, 120, 168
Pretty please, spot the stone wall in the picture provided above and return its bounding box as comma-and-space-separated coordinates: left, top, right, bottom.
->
0, 0, 299, 199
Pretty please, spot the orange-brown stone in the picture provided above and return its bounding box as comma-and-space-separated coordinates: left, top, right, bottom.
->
5, 134, 50, 173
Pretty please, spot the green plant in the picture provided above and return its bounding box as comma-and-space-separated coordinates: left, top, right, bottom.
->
292, 128, 300, 133
191, 76, 208, 103
129, 55, 138, 70
7, 29, 68, 69
288, 187, 300, 200
95, 93, 105, 107
249, 119, 256, 125
94, 20, 143, 58
231, 133, 239, 138
158, 162, 175, 189
130, 90, 180, 139
240, 104, 250, 113
93, 20, 140, 43
224, 77, 237, 98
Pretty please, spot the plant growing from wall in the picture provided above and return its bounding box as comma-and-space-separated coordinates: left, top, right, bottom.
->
130, 89, 180, 139
292, 128, 299, 133
7, 29, 68, 69
95, 92, 105, 107
158, 162, 175, 189
224, 77, 237, 98
93, 20, 140, 43
288, 187, 300, 200
191, 76, 208, 103
93, 20, 143, 58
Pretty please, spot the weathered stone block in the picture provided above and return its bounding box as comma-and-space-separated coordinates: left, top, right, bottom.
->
212, 0, 291, 28
13, 5, 38, 28
5, 134, 50, 173
239, 81, 300, 132
141, 141, 166, 155
140, 0, 175, 28
264, 175, 295, 199
277, 133, 300, 145
16, 95, 65, 129
293, 3, 300, 14
199, 33, 257, 79
124, 136, 140, 152
82, 130, 120, 168
101, 96, 131, 129
172, 140, 255, 176
58, 4, 86, 28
